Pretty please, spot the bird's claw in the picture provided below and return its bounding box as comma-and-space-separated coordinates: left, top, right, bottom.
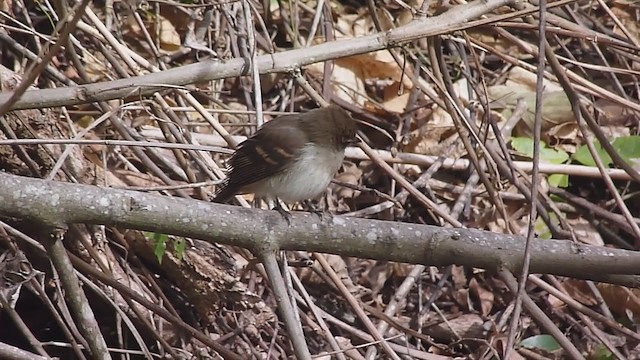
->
304, 200, 332, 222
273, 201, 292, 226
311, 208, 332, 222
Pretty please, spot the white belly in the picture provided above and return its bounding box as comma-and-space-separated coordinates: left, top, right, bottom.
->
254, 144, 344, 202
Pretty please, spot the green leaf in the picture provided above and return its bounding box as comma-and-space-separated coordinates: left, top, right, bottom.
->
511, 137, 568, 164
511, 137, 536, 158
612, 135, 640, 161
535, 216, 552, 240
541, 147, 569, 164
146, 232, 169, 264
174, 238, 186, 261
573, 136, 640, 167
535, 212, 561, 240
519, 334, 561, 352
574, 141, 612, 167
591, 345, 615, 360
548, 173, 568, 188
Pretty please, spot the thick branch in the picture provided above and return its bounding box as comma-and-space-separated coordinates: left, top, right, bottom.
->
1, 173, 639, 283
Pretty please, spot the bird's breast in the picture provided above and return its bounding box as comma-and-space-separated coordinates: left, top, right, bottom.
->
256, 144, 345, 202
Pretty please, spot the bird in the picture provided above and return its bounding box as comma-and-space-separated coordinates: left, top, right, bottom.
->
212, 105, 358, 222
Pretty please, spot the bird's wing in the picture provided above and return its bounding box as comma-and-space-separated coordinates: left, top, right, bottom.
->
225, 120, 309, 189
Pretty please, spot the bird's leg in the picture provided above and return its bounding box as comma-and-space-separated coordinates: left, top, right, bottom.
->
272, 198, 292, 225
303, 199, 332, 222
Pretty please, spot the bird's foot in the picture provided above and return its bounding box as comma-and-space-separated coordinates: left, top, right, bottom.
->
272, 200, 292, 226
304, 200, 333, 222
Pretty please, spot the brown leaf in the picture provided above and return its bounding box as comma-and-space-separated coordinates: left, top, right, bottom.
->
598, 283, 640, 319
470, 278, 494, 316
424, 313, 486, 341
333, 162, 362, 199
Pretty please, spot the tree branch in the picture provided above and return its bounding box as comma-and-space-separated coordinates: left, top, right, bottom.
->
1, 173, 639, 285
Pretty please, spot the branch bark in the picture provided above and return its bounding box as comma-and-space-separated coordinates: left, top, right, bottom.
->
1, 173, 639, 285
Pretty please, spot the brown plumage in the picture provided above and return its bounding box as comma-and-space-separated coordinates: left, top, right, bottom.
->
213, 105, 358, 205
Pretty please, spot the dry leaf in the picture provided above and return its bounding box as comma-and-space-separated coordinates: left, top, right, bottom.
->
469, 278, 494, 316
610, 6, 640, 45
151, 13, 182, 52
382, 81, 411, 113
594, 99, 637, 126
451, 265, 467, 288
364, 261, 393, 297
505, 67, 563, 92
298, 254, 356, 291
424, 313, 486, 340
453, 288, 471, 311
335, 14, 369, 38
489, 67, 573, 135
336, 50, 405, 83
390, 263, 413, 278
598, 283, 640, 319
83, 52, 110, 82
405, 105, 455, 156
547, 122, 579, 153
489, 86, 574, 134
547, 293, 566, 309
333, 162, 362, 199
561, 279, 597, 306
566, 216, 603, 246
308, 61, 366, 106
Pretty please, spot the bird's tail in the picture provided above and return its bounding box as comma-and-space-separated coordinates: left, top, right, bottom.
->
212, 181, 237, 203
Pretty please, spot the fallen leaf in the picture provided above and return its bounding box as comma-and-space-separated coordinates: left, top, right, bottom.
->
470, 277, 494, 316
